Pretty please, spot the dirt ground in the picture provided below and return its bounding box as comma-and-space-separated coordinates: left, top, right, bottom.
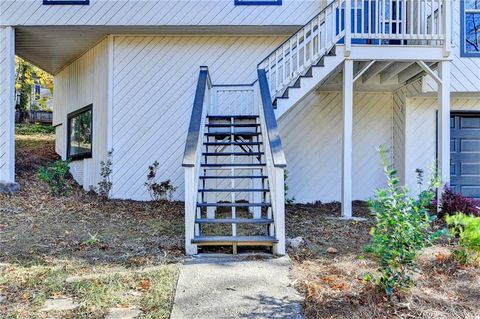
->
1, 126, 479, 318
0, 129, 182, 318
286, 203, 480, 319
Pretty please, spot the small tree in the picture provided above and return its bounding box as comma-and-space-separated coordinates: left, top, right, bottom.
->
37, 159, 71, 196
97, 150, 113, 199
144, 161, 176, 201
365, 147, 440, 296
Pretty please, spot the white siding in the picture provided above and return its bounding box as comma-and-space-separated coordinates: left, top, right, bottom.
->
278, 91, 393, 203
404, 96, 480, 191
422, 0, 480, 93
111, 35, 285, 200
1, 0, 325, 26
0, 27, 15, 183
54, 38, 109, 189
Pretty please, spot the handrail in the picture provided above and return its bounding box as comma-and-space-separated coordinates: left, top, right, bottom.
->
257, 0, 344, 99
257, 69, 286, 168
182, 66, 211, 167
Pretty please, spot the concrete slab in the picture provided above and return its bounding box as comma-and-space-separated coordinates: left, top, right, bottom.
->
170, 256, 304, 319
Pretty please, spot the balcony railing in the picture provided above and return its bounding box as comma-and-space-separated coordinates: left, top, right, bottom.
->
258, 0, 451, 100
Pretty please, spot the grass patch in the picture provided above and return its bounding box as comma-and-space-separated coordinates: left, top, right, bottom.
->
15, 123, 55, 136
0, 261, 179, 318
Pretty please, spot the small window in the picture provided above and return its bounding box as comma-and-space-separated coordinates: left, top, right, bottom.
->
43, 0, 89, 5
461, 0, 480, 56
67, 104, 93, 160
234, 0, 282, 5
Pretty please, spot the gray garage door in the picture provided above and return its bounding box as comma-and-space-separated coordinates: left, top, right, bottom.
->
450, 113, 480, 199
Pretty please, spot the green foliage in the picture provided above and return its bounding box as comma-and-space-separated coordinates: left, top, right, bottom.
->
144, 161, 176, 201
15, 56, 53, 116
15, 123, 55, 135
97, 150, 113, 199
82, 233, 104, 246
365, 146, 440, 296
37, 159, 71, 196
446, 213, 480, 265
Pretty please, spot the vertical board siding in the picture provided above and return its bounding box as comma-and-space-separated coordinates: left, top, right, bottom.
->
54, 38, 109, 189
211, 86, 257, 115
0, 0, 324, 26
404, 97, 480, 192
0, 27, 8, 181
111, 35, 284, 200
278, 91, 393, 203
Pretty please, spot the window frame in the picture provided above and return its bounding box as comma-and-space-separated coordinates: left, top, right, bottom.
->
43, 0, 90, 5
461, 0, 480, 57
234, 0, 282, 5
67, 104, 93, 161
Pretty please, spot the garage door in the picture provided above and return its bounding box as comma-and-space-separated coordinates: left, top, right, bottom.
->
450, 113, 480, 199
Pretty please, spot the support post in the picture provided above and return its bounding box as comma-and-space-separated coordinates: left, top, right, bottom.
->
272, 166, 285, 255
0, 26, 18, 192
342, 59, 353, 218
442, 0, 451, 57
438, 60, 451, 188
184, 167, 198, 255
344, 0, 352, 56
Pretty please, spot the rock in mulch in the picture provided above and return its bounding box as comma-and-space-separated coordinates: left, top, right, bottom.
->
39, 298, 79, 312
0, 294, 5, 303
287, 236, 306, 250
105, 307, 143, 319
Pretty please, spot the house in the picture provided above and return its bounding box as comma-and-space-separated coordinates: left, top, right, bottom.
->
1, 0, 479, 255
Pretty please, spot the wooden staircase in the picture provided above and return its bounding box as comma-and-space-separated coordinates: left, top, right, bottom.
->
193, 115, 278, 252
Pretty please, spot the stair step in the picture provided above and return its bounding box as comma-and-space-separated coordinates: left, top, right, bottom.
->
205, 132, 260, 137
198, 188, 269, 192
195, 218, 273, 224
199, 175, 268, 179
192, 235, 278, 244
201, 163, 266, 168
208, 115, 259, 120
204, 141, 262, 146
202, 152, 263, 156
197, 202, 271, 207
206, 123, 260, 128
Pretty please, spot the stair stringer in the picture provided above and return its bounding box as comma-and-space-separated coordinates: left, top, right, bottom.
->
275, 46, 345, 119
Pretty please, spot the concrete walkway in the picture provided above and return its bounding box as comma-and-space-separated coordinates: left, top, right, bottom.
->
170, 256, 304, 319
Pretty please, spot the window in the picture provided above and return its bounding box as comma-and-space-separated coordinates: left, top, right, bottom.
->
67, 105, 93, 160
34, 84, 41, 100
43, 0, 89, 5
234, 0, 282, 5
461, 0, 480, 56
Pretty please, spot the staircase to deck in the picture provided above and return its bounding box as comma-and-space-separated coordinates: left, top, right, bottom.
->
183, 0, 449, 255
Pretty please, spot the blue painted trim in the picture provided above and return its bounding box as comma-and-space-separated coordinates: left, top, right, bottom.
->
460, 0, 480, 57
43, 0, 89, 5
234, 0, 282, 5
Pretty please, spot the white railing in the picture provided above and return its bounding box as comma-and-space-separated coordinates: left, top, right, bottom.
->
183, 66, 211, 255
210, 85, 257, 116
350, 0, 446, 41
257, 0, 345, 99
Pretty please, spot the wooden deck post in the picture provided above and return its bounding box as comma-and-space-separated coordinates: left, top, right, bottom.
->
184, 166, 198, 255
0, 26, 18, 191
342, 59, 353, 218
438, 60, 451, 187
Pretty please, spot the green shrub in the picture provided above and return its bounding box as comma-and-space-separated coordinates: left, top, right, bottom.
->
446, 213, 480, 265
15, 123, 55, 135
97, 150, 113, 199
37, 159, 71, 196
365, 147, 440, 296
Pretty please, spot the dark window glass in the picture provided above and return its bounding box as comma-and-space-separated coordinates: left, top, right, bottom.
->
43, 0, 89, 5
463, 0, 480, 56
67, 105, 92, 159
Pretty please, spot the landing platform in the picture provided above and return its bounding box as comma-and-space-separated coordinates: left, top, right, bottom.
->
170, 256, 303, 319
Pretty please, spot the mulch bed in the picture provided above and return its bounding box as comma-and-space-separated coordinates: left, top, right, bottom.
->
0, 134, 184, 266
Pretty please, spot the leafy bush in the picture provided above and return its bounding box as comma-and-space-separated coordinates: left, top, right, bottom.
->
97, 150, 113, 199
37, 159, 71, 196
144, 161, 176, 201
365, 147, 439, 296
446, 213, 480, 265
437, 186, 480, 218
